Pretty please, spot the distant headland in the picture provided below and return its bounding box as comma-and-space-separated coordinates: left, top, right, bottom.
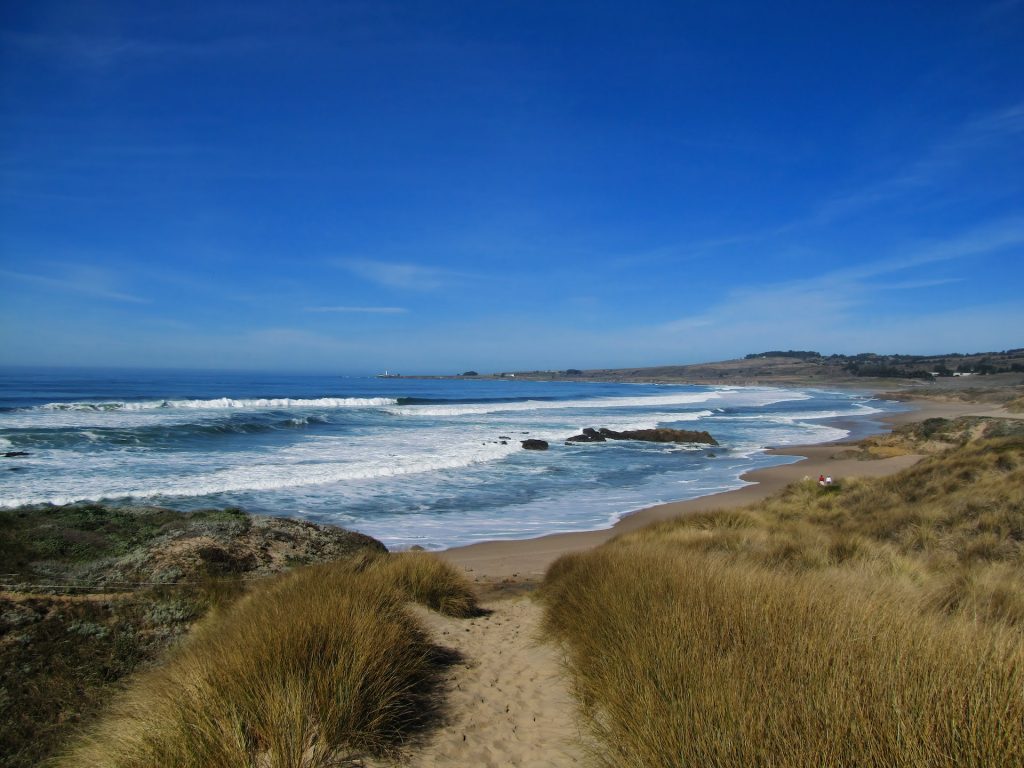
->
392, 348, 1024, 387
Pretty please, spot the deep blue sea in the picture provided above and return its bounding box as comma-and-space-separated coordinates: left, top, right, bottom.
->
0, 368, 901, 549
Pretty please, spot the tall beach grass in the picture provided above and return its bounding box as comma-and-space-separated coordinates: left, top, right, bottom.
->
539, 423, 1024, 767
54, 552, 477, 767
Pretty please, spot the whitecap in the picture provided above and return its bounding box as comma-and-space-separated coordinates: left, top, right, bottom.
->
385, 392, 722, 417
37, 396, 398, 411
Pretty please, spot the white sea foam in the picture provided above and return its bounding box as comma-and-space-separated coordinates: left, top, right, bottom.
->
713, 403, 882, 424
0, 425, 521, 508
385, 392, 722, 417
38, 396, 398, 411
713, 388, 812, 407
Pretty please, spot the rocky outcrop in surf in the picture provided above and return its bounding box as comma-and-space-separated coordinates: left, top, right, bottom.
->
566, 427, 718, 445
521, 439, 550, 450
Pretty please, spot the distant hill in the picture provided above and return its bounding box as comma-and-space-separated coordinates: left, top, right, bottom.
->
498, 349, 1024, 385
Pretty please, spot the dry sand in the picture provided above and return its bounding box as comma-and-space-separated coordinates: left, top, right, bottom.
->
382, 396, 1018, 767
377, 601, 588, 768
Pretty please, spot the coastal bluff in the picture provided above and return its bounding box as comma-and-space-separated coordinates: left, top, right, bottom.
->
0, 503, 386, 768
2, 503, 385, 587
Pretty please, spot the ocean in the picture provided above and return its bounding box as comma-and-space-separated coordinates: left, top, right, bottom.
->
0, 368, 901, 550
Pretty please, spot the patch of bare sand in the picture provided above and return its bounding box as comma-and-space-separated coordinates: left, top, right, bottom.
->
373, 595, 586, 768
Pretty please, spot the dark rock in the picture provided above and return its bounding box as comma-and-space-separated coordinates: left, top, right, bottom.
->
3, 451, 29, 458
521, 439, 549, 450
566, 427, 608, 443
569, 427, 718, 445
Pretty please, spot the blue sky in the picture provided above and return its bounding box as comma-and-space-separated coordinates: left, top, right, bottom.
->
1, 1, 1022, 374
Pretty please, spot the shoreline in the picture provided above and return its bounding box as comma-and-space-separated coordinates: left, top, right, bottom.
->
440, 397, 1017, 583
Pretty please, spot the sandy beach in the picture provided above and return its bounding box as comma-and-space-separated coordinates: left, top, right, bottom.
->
387, 394, 1021, 767
440, 397, 1017, 583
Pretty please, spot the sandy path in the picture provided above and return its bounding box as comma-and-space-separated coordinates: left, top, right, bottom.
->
392, 596, 586, 768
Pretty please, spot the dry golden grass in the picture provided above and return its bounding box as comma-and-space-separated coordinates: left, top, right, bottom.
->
539, 422, 1024, 767
363, 550, 480, 617
53, 553, 476, 767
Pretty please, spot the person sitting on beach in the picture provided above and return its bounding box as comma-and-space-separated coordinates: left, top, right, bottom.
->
818, 474, 826, 486
825, 475, 833, 485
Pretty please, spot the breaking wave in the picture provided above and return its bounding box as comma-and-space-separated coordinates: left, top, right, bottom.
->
36, 397, 399, 411
385, 392, 723, 417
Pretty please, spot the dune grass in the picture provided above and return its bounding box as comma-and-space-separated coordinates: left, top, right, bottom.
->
539, 422, 1024, 767
53, 552, 476, 767
362, 549, 481, 617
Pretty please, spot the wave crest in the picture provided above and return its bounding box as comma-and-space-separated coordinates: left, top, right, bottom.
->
37, 397, 398, 411
386, 392, 722, 417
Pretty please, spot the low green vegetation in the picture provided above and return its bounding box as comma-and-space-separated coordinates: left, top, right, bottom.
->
0, 505, 249, 575
53, 552, 476, 767
539, 418, 1024, 767
0, 503, 385, 768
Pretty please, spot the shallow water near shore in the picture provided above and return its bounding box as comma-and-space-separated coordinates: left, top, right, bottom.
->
0, 368, 902, 549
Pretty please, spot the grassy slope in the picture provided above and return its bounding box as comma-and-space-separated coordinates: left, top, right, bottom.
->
539, 417, 1024, 767
0, 504, 385, 768
54, 552, 478, 767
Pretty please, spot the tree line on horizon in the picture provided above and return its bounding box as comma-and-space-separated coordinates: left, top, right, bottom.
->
745, 349, 1024, 378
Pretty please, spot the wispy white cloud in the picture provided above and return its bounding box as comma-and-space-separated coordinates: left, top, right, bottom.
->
840, 216, 1024, 283
606, 105, 1024, 272
666, 102, 1024, 260
809, 102, 1024, 227
304, 305, 408, 314
876, 277, 965, 291
0, 266, 149, 304
334, 258, 464, 291
651, 216, 1024, 354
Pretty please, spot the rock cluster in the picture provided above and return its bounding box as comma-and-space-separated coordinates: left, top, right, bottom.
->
566, 427, 718, 445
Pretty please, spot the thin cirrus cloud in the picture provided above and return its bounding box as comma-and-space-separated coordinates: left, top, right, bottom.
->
0, 267, 149, 304
672, 102, 1024, 252
333, 258, 464, 291
304, 306, 408, 314
627, 103, 1024, 271
655, 216, 1024, 342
